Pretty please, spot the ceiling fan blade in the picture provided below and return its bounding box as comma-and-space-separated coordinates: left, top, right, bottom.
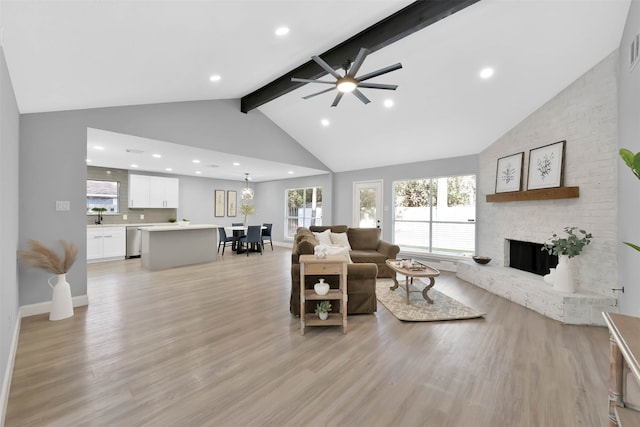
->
312, 55, 343, 79
347, 47, 370, 77
331, 92, 344, 107
352, 89, 371, 105
357, 63, 403, 82
302, 87, 335, 100
291, 77, 335, 85
357, 82, 398, 90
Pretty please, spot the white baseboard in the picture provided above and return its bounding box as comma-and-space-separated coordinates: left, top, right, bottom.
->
19, 295, 89, 318
0, 312, 21, 426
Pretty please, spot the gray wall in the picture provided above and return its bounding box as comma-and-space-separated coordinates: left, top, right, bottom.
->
618, 1, 640, 315
332, 155, 479, 242
255, 174, 333, 243
19, 99, 327, 306
0, 45, 20, 419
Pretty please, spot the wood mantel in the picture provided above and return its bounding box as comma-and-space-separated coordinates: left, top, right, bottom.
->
485, 186, 579, 203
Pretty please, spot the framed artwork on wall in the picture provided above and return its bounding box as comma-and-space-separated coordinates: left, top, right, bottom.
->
227, 190, 237, 217
527, 140, 566, 190
214, 190, 225, 217
495, 152, 524, 193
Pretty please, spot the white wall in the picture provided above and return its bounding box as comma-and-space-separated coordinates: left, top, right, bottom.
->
477, 51, 619, 297
617, 0, 640, 315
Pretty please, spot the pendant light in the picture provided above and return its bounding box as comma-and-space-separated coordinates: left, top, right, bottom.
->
241, 173, 254, 200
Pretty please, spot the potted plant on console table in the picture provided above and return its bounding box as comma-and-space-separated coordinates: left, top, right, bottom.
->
542, 227, 593, 293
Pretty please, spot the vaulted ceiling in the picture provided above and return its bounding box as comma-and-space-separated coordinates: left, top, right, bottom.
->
0, 0, 631, 179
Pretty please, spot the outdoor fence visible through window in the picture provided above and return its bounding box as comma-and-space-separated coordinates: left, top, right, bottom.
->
393, 175, 475, 256
285, 187, 322, 238
87, 179, 120, 214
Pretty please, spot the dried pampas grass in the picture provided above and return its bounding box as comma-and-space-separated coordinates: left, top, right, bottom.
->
18, 240, 78, 274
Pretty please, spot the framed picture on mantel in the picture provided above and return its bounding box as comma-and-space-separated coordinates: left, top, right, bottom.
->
527, 140, 566, 190
495, 152, 524, 193
214, 190, 225, 217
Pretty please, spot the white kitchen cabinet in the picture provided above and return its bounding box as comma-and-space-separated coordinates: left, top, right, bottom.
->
86, 228, 104, 260
87, 226, 126, 262
129, 174, 179, 208
129, 174, 150, 208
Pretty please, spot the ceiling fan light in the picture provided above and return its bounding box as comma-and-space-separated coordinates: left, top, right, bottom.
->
336, 77, 357, 93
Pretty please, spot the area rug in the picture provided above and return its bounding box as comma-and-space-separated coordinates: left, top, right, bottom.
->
376, 279, 485, 322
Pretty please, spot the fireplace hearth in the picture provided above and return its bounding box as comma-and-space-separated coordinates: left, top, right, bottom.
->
508, 239, 557, 276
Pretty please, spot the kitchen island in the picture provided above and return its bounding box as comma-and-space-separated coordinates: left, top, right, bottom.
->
139, 224, 218, 270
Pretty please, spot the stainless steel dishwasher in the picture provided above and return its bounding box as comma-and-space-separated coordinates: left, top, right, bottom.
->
126, 226, 142, 258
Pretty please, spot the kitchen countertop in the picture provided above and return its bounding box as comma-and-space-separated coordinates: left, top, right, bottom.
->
138, 224, 219, 232
87, 223, 173, 228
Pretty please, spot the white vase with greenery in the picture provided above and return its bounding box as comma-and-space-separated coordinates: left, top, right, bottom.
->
542, 227, 592, 293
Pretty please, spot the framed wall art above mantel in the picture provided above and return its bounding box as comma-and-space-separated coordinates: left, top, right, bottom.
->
495, 152, 524, 193
527, 140, 566, 190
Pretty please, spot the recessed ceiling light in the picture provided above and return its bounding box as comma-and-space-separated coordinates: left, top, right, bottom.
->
480, 67, 494, 79
275, 27, 290, 36
192, 159, 200, 164
165, 168, 172, 172
86, 159, 92, 163
384, 99, 394, 108
130, 164, 139, 168
321, 119, 330, 127
209, 74, 221, 82
195, 171, 202, 175
233, 162, 240, 166
288, 171, 294, 174
152, 153, 162, 158
93, 145, 104, 150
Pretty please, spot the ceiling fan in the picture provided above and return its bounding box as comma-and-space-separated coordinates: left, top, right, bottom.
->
291, 47, 402, 107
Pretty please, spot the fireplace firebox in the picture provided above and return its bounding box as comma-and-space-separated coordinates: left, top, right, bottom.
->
508, 239, 558, 276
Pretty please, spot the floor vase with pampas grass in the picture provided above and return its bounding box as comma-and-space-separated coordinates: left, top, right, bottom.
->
18, 240, 77, 321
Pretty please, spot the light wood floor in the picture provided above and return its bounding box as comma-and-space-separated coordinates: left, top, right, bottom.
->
6, 248, 610, 426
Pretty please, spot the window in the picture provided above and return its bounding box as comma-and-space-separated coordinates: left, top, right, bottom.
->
87, 179, 120, 214
393, 175, 475, 256
285, 187, 322, 238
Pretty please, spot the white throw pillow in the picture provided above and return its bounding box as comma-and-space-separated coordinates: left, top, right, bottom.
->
330, 232, 351, 249
324, 245, 353, 263
313, 229, 332, 246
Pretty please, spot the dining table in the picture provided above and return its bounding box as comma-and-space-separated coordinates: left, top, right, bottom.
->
224, 225, 266, 253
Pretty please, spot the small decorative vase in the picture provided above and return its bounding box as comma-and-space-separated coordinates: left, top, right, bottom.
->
553, 255, 576, 293
543, 268, 556, 285
47, 273, 74, 321
319, 311, 329, 320
314, 278, 329, 295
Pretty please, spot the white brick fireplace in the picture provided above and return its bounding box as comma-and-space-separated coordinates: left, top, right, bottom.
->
457, 52, 620, 325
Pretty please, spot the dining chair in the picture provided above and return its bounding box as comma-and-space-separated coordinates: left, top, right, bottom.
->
239, 225, 262, 256
261, 223, 273, 250
231, 222, 245, 237
217, 227, 235, 255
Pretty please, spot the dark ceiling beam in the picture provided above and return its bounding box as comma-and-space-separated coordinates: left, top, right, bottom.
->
240, 0, 481, 113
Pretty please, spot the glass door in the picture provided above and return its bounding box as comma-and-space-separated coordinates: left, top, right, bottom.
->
353, 180, 383, 228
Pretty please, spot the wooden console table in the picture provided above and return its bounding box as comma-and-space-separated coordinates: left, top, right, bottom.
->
603, 312, 640, 426
299, 255, 347, 335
